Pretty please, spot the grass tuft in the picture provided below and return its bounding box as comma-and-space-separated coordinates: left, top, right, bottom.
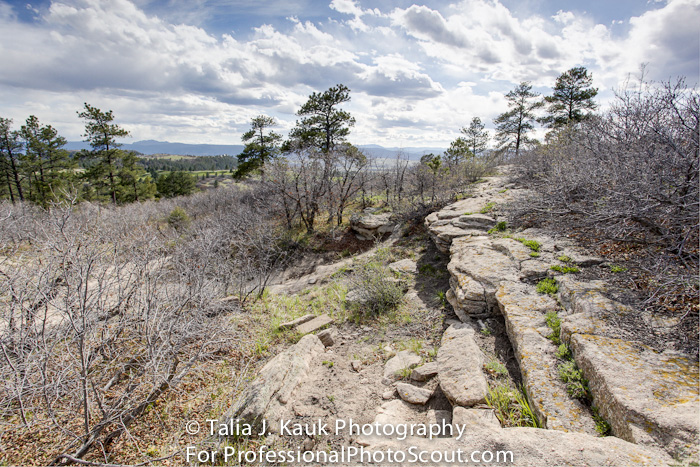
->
536, 278, 558, 296
486, 384, 541, 428
545, 311, 561, 345
515, 237, 541, 252
479, 202, 496, 214
550, 264, 580, 274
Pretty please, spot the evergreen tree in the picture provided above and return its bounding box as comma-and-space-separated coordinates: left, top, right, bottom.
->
233, 115, 281, 179
542, 67, 598, 128
0, 118, 24, 203
461, 117, 489, 156
116, 151, 156, 203
494, 82, 544, 157
156, 171, 197, 198
20, 115, 75, 208
288, 84, 355, 153
77, 103, 130, 203
442, 137, 473, 167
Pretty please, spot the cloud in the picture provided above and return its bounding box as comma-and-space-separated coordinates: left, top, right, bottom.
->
0, 0, 696, 147
623, 0, 700, 80
391, 5, 469, 48
330, 0, 364, 17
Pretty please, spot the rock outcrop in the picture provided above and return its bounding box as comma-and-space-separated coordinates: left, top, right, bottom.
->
437, 324, 488, 407
425, 168, 699, 462
557, 276, 699, 459
350, 212, 395, 240
383, 350, 422, 385
221, 334, 324, 434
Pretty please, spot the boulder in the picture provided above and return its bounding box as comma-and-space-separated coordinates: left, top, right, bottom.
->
446, 236, 519, 319
437, 324, 488, 407
316, 327, 337, 347
295, 314, 333, 334
395, 382, 432, 405
383, 350, 422, 385
410, 362, 438, 382
221, 334, 324, 435
388, 258, 417, 275
350, 212, 395, 240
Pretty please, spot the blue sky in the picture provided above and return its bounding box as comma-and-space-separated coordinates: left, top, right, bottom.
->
0, 0, 698, 147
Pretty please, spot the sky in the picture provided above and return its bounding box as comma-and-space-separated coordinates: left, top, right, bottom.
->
0, 0, 698, 148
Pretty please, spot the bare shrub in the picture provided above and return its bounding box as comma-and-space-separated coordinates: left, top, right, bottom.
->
0, 188, 270, 462
511, 76, 698, 350
345, 261, 404, 316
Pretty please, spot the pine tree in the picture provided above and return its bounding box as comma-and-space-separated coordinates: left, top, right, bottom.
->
20, 115, 75, 207
443, 137, 473, 167
461, 117, 489, 156
77, 103, 130, 203
288, 84, 355, 153
233, 115, 281, 179
0, 118, 24, 203
116, 151, 156, 203
494, 82, 544, 157
543, 67, 598, 128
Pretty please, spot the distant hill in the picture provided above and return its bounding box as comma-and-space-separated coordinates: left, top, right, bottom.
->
65, 140, 445, 160
65, 140, 245, 157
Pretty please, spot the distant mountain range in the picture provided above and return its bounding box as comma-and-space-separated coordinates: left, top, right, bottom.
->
65, 140, 445, 160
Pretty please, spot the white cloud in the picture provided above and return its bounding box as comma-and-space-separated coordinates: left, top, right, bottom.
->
0, 0, 696, 147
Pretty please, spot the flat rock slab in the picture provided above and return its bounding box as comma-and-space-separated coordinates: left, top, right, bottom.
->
279, 314, 315, 330
557, 277, 699, 462
383, 350, 422, 385
495, 281, 598, 434
452, 213, 495, 230
437, 324, 488, 407
221, 334, 324, 434
295, 314, 333, 334
426, 410, 453, 437
411, 362, 438, 382
365, 425, 673, 466
452, 406, 501, 432
388, 258, 417, 274
568, 332, 699, 461
396, 382, 432, 405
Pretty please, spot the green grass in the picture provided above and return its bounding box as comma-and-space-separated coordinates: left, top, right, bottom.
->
436, 290, 448, 308
556, 343, 572, 360
536, 278, 559, 296
479, 202, 496, 214
558, 360, 590, 400
557, 255, 572, 263
550, 264, 580, 274
486, 383, 541, 428
418, 263, 437, 276
487, 221, 508, 234
484, 360, 508, 378
322, 360, 334, 368
592, 407, 612, 437
529, 252, 540, 258
609, 264, 628, 273
515, 237, 541, 252
480, 327, 492, 336
396, 338, 423, 354
545, 311, 561, 345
